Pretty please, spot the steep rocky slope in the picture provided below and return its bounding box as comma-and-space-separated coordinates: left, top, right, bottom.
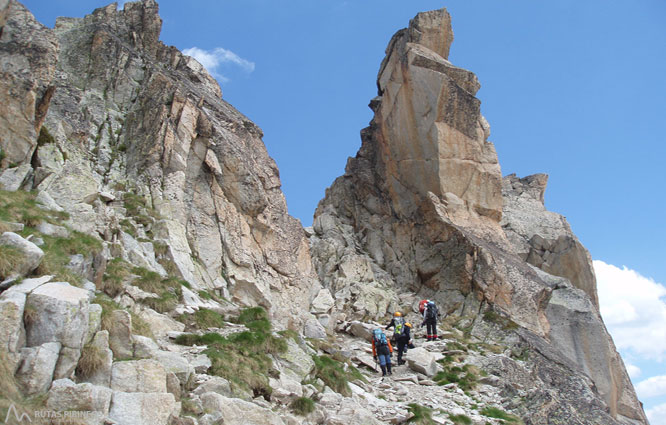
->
0, 1, 648, 424
310, 8, 647, 425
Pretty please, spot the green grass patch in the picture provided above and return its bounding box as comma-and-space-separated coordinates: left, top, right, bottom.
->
178, 308, 225, 330
94, 294, 153, 339
406, 403, 436, 424
434, 363, 480, 392
480, 407, 522, 423
0, 190, 69, 227
0, 245, 23, 280
76, 343, 105, 379
34, 231, 102, 285
312, 354, 366, 397
175, 307, 285, 399
277, 329, 300, 341
290, 396, 315, 416
483, 310, 519, 331
101, 258, 132, 297
448, 413, 472, 425
129, 267, 188, 313
37, 126, 55, 146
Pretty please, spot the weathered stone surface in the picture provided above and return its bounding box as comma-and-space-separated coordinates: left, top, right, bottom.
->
311, 287, 335, 314
0, 164, 32, 191
47, 378, 112, 415
80, 330, 113, 387
192, 375, 232, 398
108, 391, 176, 425
107, 309, 133, 359
25, 281, 90, 350
0, 289, 26, 373
304, 316, 327, 339
278, 338, 315, 382
406, 347, 438, 377
111, 359, 167, 393
0, 232, 44, 277
0, 1, 58, 165
501, 174, 599, 307
37, 0, 319, 333
16, 341, 61, 395
199, 392, 286, 425
152, 350, 194, 384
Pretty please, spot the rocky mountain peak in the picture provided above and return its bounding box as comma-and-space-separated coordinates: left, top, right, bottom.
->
0, 3, 648, 424
406, 8, 454, 60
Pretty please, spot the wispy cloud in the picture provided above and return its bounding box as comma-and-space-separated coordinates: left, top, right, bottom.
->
625, 363, 642, 379
647, 402, 666, 425
183, 46, 255, 83
637, 375, 666, 399
594, 260, 666, 361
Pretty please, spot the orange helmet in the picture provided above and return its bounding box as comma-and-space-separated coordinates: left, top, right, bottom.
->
394, 312, 402, 317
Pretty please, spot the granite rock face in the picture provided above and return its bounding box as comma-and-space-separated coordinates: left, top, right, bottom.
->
0, 0, 58, 166
501, 173, 599, 306
0, 0, 320, 330
311, 8, 646, 425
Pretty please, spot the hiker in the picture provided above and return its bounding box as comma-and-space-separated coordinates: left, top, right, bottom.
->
396, 322, 413, 365
420, 299, 439, 341
371, 328, 393, 376
385, 311, 406, 344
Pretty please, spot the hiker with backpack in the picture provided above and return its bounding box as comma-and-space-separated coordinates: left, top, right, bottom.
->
386, 312, 412, 365
420, 299, 439, 341
371, 328, 393, 376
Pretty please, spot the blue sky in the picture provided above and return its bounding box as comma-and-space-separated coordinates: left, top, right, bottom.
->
22, 1, 666, 422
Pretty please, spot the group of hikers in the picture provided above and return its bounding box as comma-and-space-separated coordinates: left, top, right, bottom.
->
371, 299, 439, 376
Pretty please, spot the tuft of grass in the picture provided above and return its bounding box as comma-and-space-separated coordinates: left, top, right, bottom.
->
101, 258, 132, 297
290, 397, 315, 416
175, 307, 285, 399
75, 343, 105, 379
0, 245, 23, 279
177, 309, 226, 331
434, 363, 480, 392
94, 294, 154, 339
129, 267, 185, 313
278, 329, 300, 341
406, 403, 436, 424
37, 126, 55, 146
312, 355, 366, 397
480, 407, 522, 423
483, 310, 519, 331
0, 190, 68, 228
448, 413, 472, 425
34, 231, 103, 285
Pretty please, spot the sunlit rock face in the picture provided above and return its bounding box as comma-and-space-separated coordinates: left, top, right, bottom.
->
311, 8, 646, 424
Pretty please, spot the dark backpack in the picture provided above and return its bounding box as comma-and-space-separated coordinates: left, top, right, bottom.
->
425, 301, 438, 320
373, 329, 388, 347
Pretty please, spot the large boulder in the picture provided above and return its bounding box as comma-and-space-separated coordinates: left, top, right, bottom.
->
25, 281, 90, 350
46, 379, 112, 416
406, 347, 438, 376
110, 359, 167, 393
199, 392, 286, 425
0, 290, 26, 372
108, 391, 176, 425
0, 232, 44, 277
15, 341, 61, 395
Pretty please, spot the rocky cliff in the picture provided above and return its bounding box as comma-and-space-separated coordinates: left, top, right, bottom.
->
310, 8, 647, 425
0, 1, 648, 425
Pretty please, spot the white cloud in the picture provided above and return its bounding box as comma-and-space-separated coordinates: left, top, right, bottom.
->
594, 260, 666, 361
647, 402, 666, 425
183, 46, 255, 82
625, 363, 642, 379
636, 375, 666, 399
